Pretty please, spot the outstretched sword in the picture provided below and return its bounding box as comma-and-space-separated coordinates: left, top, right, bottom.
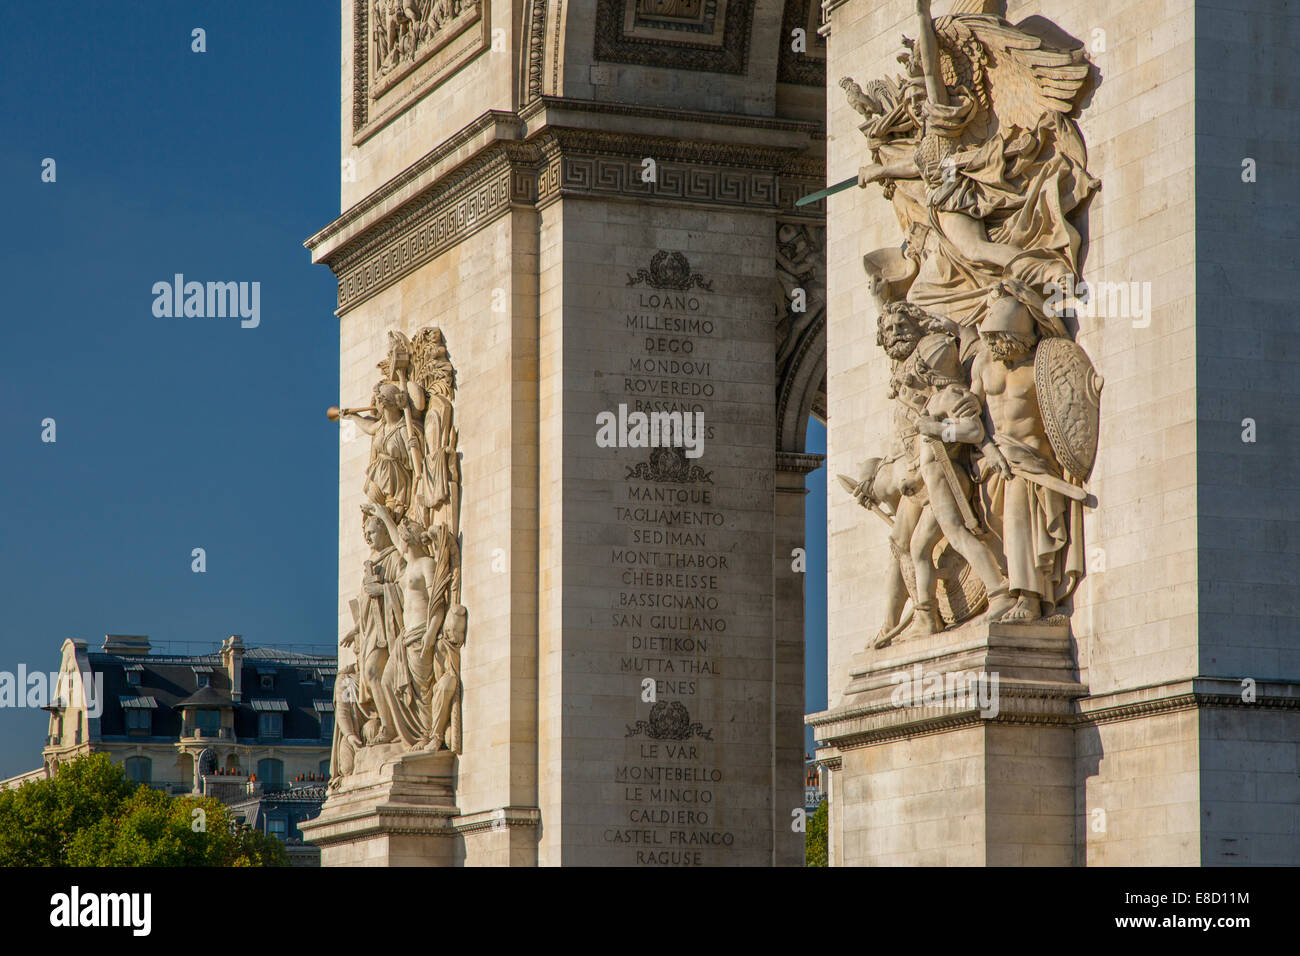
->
795, 176, 858, 207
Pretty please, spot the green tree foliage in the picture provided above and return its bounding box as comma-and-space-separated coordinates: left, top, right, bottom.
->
0, 754, 286, 867
805, 800, 828, 867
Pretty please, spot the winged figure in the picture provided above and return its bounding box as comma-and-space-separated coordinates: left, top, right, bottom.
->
847, 0, 1099, 339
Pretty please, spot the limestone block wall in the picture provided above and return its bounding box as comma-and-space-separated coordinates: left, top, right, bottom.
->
1199, 707, 1300, 865
536, 194, 566, 865
337, 208, 540, 862
1193, 0, 1300, 682
773, 469, 811, 855
835, 723, 1076, 866
1011, 0, 1199, 701
837, 726, 987, 866
1077, 707, 1200, 865
823, 0, 905, 713
535, 193, 790, 865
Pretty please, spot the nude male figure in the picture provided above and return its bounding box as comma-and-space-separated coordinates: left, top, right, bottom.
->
969, 282, 1072, 623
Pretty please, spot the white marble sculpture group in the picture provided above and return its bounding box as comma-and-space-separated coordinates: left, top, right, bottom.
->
838, 0, 1103, 649
329, 328, 467, 786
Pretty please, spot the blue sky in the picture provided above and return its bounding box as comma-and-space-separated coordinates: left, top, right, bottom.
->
0, 1, 340, 775
804, 421, 829, 754
0, 0, 829, 777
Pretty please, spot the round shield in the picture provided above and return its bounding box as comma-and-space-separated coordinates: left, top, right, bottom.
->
895, 538, 987, 627
1034, 337, 1103, 482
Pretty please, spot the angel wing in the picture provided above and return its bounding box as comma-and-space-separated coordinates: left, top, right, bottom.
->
408, 326, 456, 396
936, 15, 1090, 134
945, 0, 1001, 14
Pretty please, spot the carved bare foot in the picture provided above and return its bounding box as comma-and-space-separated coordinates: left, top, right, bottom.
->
985, 589, 1016, 623
873, 625, 896, 650
999, 594, 1041, 624
423, 734, 444, 753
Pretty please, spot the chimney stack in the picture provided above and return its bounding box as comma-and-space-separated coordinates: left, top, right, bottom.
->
102, 634, 150, 656
221, 635, 245, 701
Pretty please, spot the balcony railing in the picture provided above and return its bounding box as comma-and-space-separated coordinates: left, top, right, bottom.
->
182, 727, 234, 740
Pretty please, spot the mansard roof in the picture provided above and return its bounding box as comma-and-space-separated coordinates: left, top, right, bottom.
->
77, 644, 336, 742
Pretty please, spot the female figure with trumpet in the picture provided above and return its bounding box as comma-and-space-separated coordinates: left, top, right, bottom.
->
340, 382, 424, 522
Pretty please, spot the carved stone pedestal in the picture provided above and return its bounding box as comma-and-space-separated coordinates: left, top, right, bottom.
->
301, 750, 459, 867
808, 619, 1088, 866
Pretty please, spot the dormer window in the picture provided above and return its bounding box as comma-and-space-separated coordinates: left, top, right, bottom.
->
120, 695, 157, 735
260, 673, 275, 690
251, 698, 288, 740
196, 674, 211, 688
126, 671, 141, 686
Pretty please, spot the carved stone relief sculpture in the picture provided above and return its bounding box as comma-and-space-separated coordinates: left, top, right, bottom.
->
372, 0, 480, 87
353, 0, 486, 138
837, 0, 1101, 649
328, 328, 466, 788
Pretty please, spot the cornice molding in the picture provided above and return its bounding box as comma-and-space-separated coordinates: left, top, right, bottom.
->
304, 803, 462, 842
812, 679, 1300, 753
776, 451, 826, 475
312, 112, 826, 316
451, 806, 543, 835
308, 111, 525, 261
519, 95, 823, 139
328, 143, 537, 314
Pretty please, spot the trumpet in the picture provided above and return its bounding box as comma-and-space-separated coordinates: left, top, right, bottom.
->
326, 405, 376, 421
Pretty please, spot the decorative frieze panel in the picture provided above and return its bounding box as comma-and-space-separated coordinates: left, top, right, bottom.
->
593, 0, 757, 74
352, 0, 489, 143
329, 144, 537, 312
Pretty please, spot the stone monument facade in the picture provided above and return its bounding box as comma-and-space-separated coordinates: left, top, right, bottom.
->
302, 0, 828, 865
811, 0, 1300, 866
